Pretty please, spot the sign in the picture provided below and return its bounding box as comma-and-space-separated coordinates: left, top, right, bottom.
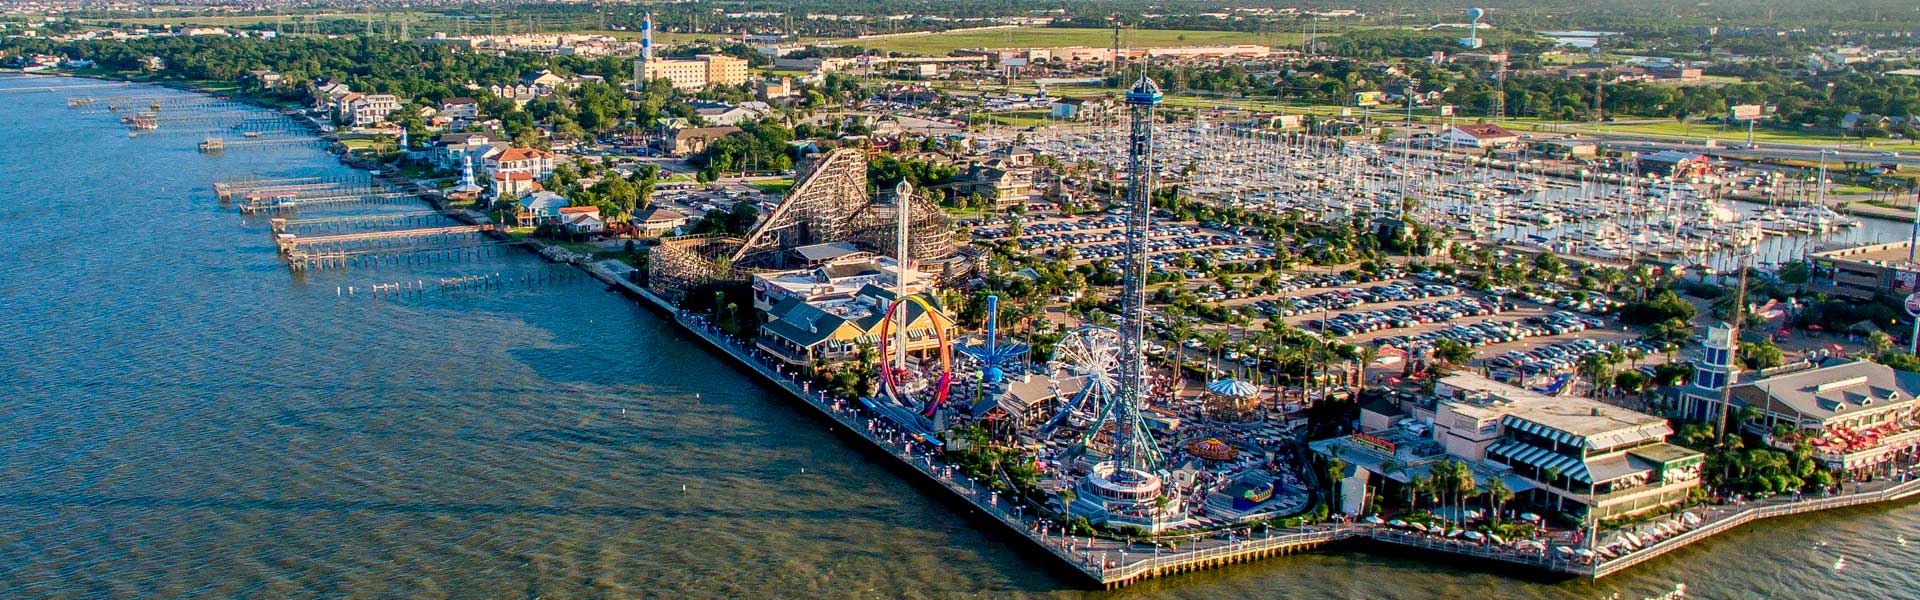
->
1350, 432, 1397, 455
1897, 270, 1920, 293
1439, 105, 1454, 116
1727, 104, 1763, 121
1905, 292, 1920, 317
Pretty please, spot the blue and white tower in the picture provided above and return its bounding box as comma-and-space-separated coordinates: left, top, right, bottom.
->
453, 154, 482, 194
1680, 324, 1738, 423
633, 12, 655, 91
641, 12, 654, 63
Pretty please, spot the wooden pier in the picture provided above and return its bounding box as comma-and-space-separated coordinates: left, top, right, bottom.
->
269, 210, 456, 234
238, 191, 418, 213
277, 224, 518, 271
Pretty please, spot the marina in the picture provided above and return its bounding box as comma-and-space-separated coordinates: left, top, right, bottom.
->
990, 122, 1884, 272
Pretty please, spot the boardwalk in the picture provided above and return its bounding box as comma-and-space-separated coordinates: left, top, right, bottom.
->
575, 258, 1920, 589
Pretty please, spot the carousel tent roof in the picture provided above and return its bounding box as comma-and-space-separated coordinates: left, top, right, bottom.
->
1208, 378, 1260, 398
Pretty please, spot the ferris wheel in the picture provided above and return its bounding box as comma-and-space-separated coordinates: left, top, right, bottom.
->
1038, 325, 1122, 434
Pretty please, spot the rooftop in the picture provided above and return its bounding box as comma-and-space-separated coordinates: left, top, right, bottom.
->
1734, 359, 1920, 422
1440, 373, 1671, 450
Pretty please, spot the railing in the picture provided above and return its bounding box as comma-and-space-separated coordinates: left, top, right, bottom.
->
1587, 477, 1920, 577
620, 278, 1920, 587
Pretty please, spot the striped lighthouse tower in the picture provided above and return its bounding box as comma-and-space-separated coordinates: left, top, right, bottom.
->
633, 12, 654, 91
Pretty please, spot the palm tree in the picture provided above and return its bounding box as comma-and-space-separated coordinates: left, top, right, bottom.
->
1408, 473, 1430, 513
1450, 461, 1477, 528
1202, 331, 1230, 375
1357, 345, 1381, 387
1326, 456, 1348, 509
1485, 478, 1513, 525
1578, 353, 1613, 398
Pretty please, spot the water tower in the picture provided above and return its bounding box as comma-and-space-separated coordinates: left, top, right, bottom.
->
1459, 8, 1486, 49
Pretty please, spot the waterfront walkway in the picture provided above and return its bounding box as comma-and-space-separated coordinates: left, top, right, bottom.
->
575, 259, 1920, 589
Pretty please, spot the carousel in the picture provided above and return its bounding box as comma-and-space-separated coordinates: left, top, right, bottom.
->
1203, 378, 1262, 422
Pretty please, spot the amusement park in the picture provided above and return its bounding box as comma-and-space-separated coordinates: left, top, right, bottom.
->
667, 67, 1330, 541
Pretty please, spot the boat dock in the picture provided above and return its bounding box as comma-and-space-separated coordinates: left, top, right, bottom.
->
269, 210, 457, 234
276, 224, 513, 270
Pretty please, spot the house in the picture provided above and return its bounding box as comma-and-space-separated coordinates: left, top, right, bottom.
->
758, 76, 797, 100
523, 69, 570, 91
635, 206, 690, 236
663, 126, 745, 157
431, 132, 495, 171
689, 101, 768, 126
246, 69, 282, 89
1441, 123, 1521, 148
1048, 97, 1111, 121
336, 93, 401, 127
311, 81, 353, 113
485, 147, 555, 180
514, 191, 571, 226
492, 171, 540, 198
559, 206, 607, 235
1841, 112, 1897, 132
140, 56, 165, 71
439, 97, 480, 119
956, 159, 1034, 208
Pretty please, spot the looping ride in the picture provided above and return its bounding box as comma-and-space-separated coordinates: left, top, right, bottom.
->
875, 295, 954, 417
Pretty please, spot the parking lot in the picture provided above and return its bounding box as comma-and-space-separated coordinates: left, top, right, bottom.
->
968, 214, 1278, 271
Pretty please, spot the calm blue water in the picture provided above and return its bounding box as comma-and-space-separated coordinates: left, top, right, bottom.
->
1, 75, 1914, 599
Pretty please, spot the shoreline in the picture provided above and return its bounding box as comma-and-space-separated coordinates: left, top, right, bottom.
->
38, 73, 1920, 590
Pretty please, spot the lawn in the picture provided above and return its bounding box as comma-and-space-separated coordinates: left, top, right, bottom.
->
979, 109, 1052, 128
841, 27, 1310, 56
749, 179, 794, 195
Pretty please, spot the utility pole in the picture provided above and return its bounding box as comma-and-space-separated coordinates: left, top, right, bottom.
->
1714, 250, 1752, 442
1401, 77, 1417, 222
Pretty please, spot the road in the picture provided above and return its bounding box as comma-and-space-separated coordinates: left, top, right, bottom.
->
1588, 136, 1920, 168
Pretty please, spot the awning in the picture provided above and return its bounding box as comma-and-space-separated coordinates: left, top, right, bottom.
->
1501, 415, 1587, 449
1488, 440, 1591, 484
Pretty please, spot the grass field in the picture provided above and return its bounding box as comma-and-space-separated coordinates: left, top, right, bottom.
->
980, 109, 1052, 128
841, 27, 1309, 56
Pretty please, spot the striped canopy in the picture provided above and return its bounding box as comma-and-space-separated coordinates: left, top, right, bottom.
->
1487, 440, 1592, 485
1501, 415, 1587, 449
1208, 378, 1260, 398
